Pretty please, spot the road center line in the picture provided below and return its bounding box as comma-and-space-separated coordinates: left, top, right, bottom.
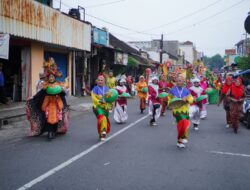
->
210, 151, 250, 158
17, 115, 149, 190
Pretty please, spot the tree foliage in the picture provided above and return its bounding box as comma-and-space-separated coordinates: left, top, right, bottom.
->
237, 56, 250, 70
203, 54, 225, 71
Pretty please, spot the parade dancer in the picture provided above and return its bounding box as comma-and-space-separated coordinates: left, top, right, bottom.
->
91, 75, 112, 141
106, 71, 116, 89
169, 75, 193, 148
189, 78, 206, 131
159, 74, 171, 116
148, 76, 161, 126
26, 58, 69, 140
200, 76, 208, 119
136, 76, 148, 114
229, 77, 245, 134
114, 79, 129, 124
218, 76, 232, 128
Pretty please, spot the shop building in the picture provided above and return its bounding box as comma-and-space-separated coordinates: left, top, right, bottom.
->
0, 0, 91, 101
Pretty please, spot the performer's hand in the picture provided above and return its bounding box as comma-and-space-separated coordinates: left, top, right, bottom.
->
230, 97, 237, 102
238, 98, 244, 102
182, 97, 187, 102
99, 98, 105, 104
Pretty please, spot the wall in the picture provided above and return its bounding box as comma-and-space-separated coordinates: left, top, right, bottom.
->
179, 45, 194, 64
0, 0, 91, 51
30, 43, 73, 96
31, 42, 44, 96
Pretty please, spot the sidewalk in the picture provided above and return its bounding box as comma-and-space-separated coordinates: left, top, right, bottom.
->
0, 96, 93, 128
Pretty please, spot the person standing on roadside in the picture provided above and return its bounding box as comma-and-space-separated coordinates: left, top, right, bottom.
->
0, 63, 8, 104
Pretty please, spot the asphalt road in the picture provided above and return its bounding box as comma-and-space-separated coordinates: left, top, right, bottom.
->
1, 98, 250, 190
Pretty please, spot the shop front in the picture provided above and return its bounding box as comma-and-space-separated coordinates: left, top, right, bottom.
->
0, 0, 92, 99
0, 36, 31, 102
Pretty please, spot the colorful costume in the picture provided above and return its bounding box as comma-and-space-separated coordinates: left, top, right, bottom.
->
114, 81, 128, 123
26, 58, 69, 139
126, 75, 133, 95
148, 80, 161, 126
106, 76, 116, 89
169, 86, 193, 145
189, 81, 206, 129
219, 77, 232, 127
136, 79, 148, 113
91, 85, 112, 139
200, 77, 208, 118
229, 77, 245, 133
159, 80, 173, 115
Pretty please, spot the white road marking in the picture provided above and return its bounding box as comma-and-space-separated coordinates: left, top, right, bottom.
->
17, 115, 149, 190
104, 162, 110, 166
210, 151, 250, 158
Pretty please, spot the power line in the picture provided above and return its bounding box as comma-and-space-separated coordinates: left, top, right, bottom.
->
85, 13, 159, 36
111, 32, 146, 41
53, 0, 246, 42
53, 0, 126, 9
53, 0, 158, 36
167, 0, 246, 36
86, 0, 126, 9
141, 0, 224, 32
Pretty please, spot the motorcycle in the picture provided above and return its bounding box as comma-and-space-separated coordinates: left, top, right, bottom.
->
242, 96, 250, 129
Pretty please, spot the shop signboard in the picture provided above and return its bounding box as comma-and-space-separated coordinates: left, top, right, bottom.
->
92, 27, 109, 47
225, 49, 236, 55
115, 52, 128, 66
0, 33, 9, 59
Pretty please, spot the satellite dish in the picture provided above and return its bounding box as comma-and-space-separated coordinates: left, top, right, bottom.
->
245, 14, 250, 34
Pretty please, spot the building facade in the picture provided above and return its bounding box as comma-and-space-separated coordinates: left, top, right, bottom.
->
0, 0, 91, 101
179, 41, 197, 64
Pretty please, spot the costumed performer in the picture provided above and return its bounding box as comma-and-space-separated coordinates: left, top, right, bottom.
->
158, 74, 172, 116
200, 76, 208, 119
26, 58, 69, 140
229, 77, 245, 133
218, 76, 232, 128
189, 77, 206, 131
106, 71, 116, 89
136, 75, 148, 114
169, 75, 193, 148
91, 75, 112, 141
114, 78, 129, 124
148, 76, 161, 126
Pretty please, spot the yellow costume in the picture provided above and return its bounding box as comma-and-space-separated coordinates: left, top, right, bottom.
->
136, 81, 148, 112
106, 77, 116, 89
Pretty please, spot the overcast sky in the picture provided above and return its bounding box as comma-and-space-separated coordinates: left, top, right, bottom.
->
54, 0, 250, 56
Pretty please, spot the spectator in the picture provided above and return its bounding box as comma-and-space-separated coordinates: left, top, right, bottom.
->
0, 63, 8, 104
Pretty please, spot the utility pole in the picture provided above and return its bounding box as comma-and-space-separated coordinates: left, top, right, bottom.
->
245, 32, 248, 56
160, 34, 163, 64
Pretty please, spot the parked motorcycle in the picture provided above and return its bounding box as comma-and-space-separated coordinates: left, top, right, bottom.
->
242, 96, 250, 129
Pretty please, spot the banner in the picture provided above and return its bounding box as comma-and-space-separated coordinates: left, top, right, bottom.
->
0, 33, 10, 59
115, 52, 128, 65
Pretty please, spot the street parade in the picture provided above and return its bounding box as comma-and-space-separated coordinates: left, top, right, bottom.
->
23, 56, 248, 149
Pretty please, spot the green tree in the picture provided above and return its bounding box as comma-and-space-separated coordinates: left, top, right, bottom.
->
237, 56, 250, 70
203, 54, 225, 71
